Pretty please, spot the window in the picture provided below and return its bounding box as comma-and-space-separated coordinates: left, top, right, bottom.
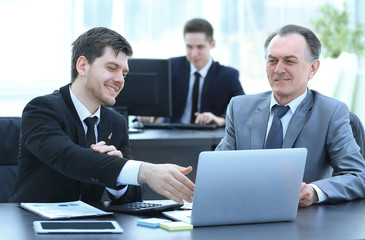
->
1, 0, 363, 122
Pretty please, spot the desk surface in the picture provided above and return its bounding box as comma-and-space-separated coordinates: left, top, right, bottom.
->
2, 200, 365, 240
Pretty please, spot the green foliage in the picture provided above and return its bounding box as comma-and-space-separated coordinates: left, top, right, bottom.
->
311, 3, 365, 58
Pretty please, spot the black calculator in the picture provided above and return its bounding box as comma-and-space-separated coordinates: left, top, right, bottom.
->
105, 200, 183, 214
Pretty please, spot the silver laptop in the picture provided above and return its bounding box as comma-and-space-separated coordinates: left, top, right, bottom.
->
163, 148, 307, 227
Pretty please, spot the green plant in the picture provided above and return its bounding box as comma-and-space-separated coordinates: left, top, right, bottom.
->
311, 3, 365, 58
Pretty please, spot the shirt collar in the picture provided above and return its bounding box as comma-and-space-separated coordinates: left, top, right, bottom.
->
69, 87, 101, 124
270, 89, 308, 114
190, 57, 213, 78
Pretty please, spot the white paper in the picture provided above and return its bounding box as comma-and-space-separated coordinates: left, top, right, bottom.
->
20, 200, 113, 219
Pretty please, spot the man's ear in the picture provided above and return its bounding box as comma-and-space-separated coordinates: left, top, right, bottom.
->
76, 56, 88, 77
211, 39, 216, 49
308, 59, 320, 79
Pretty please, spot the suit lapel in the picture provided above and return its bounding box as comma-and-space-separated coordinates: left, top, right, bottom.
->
252, 96, 271, 149
283, 90, 314, 148
98, 107, 113, 143
59, 84, 86, 147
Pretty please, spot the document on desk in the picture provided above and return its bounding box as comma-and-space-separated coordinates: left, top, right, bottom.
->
20, 200, 113, 219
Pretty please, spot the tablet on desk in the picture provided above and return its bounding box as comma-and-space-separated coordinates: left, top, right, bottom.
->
33, 220, 123, 234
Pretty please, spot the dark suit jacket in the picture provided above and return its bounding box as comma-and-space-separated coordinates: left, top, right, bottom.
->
169, 56, 244, 123
9, 84, 142, 203
216, 90, 365, 203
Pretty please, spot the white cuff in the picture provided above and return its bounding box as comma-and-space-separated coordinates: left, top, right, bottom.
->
117, 160, 142, 185
308, 183, 327, 203
106, 186, 128, 198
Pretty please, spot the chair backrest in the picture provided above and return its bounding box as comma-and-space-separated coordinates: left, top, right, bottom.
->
0, 117, 21, 202
349, 112, 365, 158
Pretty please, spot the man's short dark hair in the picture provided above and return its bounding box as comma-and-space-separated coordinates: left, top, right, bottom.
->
264, 24, 321, 63
71, 27, 133, 83
183, 18, 214, 42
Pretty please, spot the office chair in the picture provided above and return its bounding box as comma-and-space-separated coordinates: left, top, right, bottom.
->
349, 112, 365, 158
0, 117, 21, 202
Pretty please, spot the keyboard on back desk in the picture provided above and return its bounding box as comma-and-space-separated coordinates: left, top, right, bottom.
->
141, 122, 218, 130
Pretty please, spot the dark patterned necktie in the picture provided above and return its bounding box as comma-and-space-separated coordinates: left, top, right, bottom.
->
265, 105, 290, 149
84, 116, 98, 147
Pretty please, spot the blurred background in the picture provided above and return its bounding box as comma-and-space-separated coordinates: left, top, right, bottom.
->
0, 0, 364, 122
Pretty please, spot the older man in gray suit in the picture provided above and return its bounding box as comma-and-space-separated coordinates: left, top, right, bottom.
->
216, 24, 365, 207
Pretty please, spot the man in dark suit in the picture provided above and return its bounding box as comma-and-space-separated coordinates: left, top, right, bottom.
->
216, 24, 365, 207
139, 18, 244, 126
170, 18, 244, 126
10, 27, 194, 204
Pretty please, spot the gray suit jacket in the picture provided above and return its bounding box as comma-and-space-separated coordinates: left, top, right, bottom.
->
216, 89, 365, 203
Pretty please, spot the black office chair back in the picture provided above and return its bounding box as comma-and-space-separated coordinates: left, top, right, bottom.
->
349, 112, 365, 158
0, 117, 21, 202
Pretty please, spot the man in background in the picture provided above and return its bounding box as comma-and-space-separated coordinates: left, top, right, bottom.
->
140, 18, 244, 126
216, 24, 365, 207
10, 27, 194, 204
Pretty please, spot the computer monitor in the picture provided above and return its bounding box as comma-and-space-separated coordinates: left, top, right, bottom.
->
113, 58, 172, 120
